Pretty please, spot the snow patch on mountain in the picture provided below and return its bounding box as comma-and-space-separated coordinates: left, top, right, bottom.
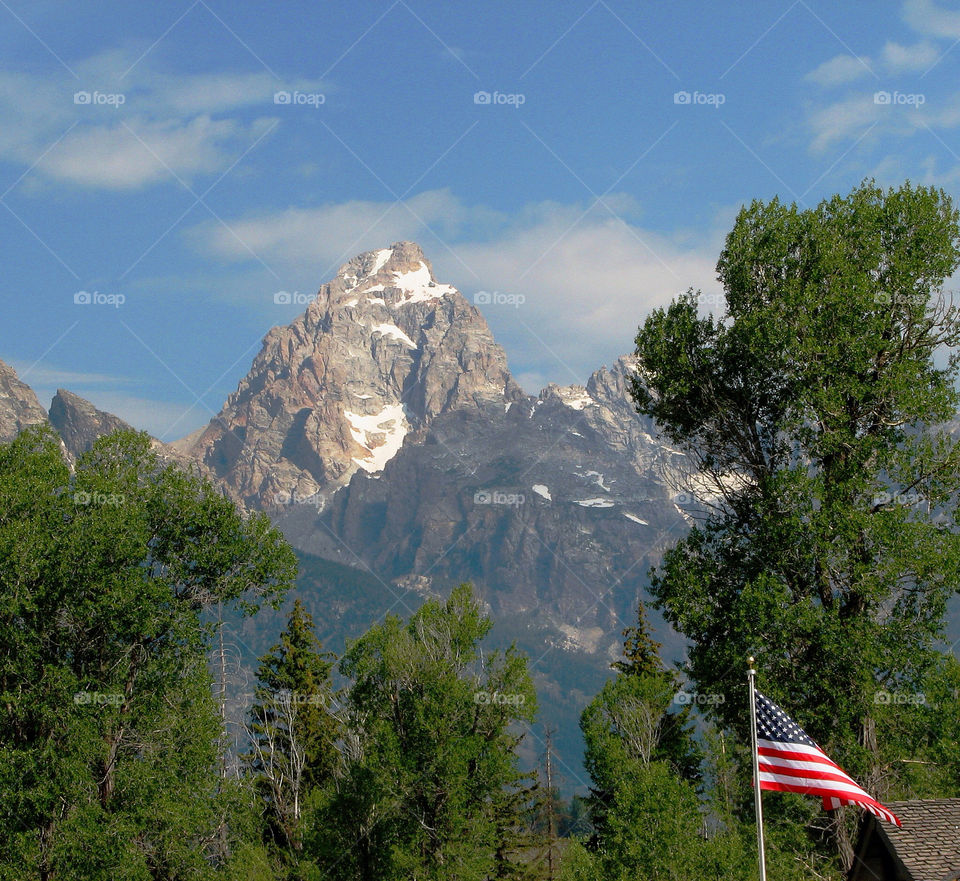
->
343, 404, 410, 473
371, 323, 416, 348
556, 387, 594, 410
532, 484, 552, 500
584, 470, 610, 491
370, 248, 393, 275
392, 262, 457, 304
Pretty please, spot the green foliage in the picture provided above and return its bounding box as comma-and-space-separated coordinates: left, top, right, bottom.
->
246, 599, 340, 858
630, 179, 960, 866
611, 602, 664, 678
0, 426, 297, 878
310, 583, 538, 881
573, 611, 748, 880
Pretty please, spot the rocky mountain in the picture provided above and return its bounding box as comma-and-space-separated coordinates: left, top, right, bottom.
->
275, 355, 689, 659
0, 359, 48, 442
182, 242, 526, 509
169, 242, 689, 663
48, 388, 217, 478
49, 388, 134, 457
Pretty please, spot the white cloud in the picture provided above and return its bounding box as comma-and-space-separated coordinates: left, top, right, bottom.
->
190, 190, 723, 387
36, 116, 251, 190
197, 189, 473, 275
0, 52, 321, 190
805, 54, 873, 87
444, 206, 721, 383
903, 0, 960, 39
807, 95, 884, 153
807, 88, 960, 154
9, 363, 126, 390
881, 40, 940, 71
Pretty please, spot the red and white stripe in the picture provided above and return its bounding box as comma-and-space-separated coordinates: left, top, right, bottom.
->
757, 738, 901, 826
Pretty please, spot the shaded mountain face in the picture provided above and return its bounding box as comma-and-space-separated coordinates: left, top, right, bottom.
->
49, 388, 133, 457
0, 359, 48, 442
274, 355, 690, 661
183, 242, 525, 510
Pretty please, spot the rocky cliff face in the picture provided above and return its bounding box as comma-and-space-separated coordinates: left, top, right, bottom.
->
184, 242, 524, 509
49, 389, 133, 457
0, 359, 48, 442
275, 355, 689, 659
48, 388, 217, 479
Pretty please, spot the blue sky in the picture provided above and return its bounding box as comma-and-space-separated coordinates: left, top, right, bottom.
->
3, 0, 960, 439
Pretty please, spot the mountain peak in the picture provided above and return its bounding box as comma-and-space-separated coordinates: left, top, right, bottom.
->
341, 241, 426, 280
187, 243, 522, 507
49, 388, 133, 457
321, 241, 456, 312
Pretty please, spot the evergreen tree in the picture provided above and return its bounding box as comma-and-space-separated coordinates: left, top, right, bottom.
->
246, 599, 339, 861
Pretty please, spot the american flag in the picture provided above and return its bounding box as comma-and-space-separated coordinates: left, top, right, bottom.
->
755, 690, 901, 827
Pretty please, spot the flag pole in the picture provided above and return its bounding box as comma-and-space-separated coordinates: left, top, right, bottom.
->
747, 656, 767, 881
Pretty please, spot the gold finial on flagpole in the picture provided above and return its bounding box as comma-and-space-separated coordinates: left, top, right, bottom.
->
748, 656, 755, 669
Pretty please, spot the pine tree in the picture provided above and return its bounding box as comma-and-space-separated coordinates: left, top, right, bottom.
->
246, 599, 339, 857
611, 602, 663, 678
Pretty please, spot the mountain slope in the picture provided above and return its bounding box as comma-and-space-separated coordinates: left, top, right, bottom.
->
184, 242, 525, 509
0, 359, 48, 442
